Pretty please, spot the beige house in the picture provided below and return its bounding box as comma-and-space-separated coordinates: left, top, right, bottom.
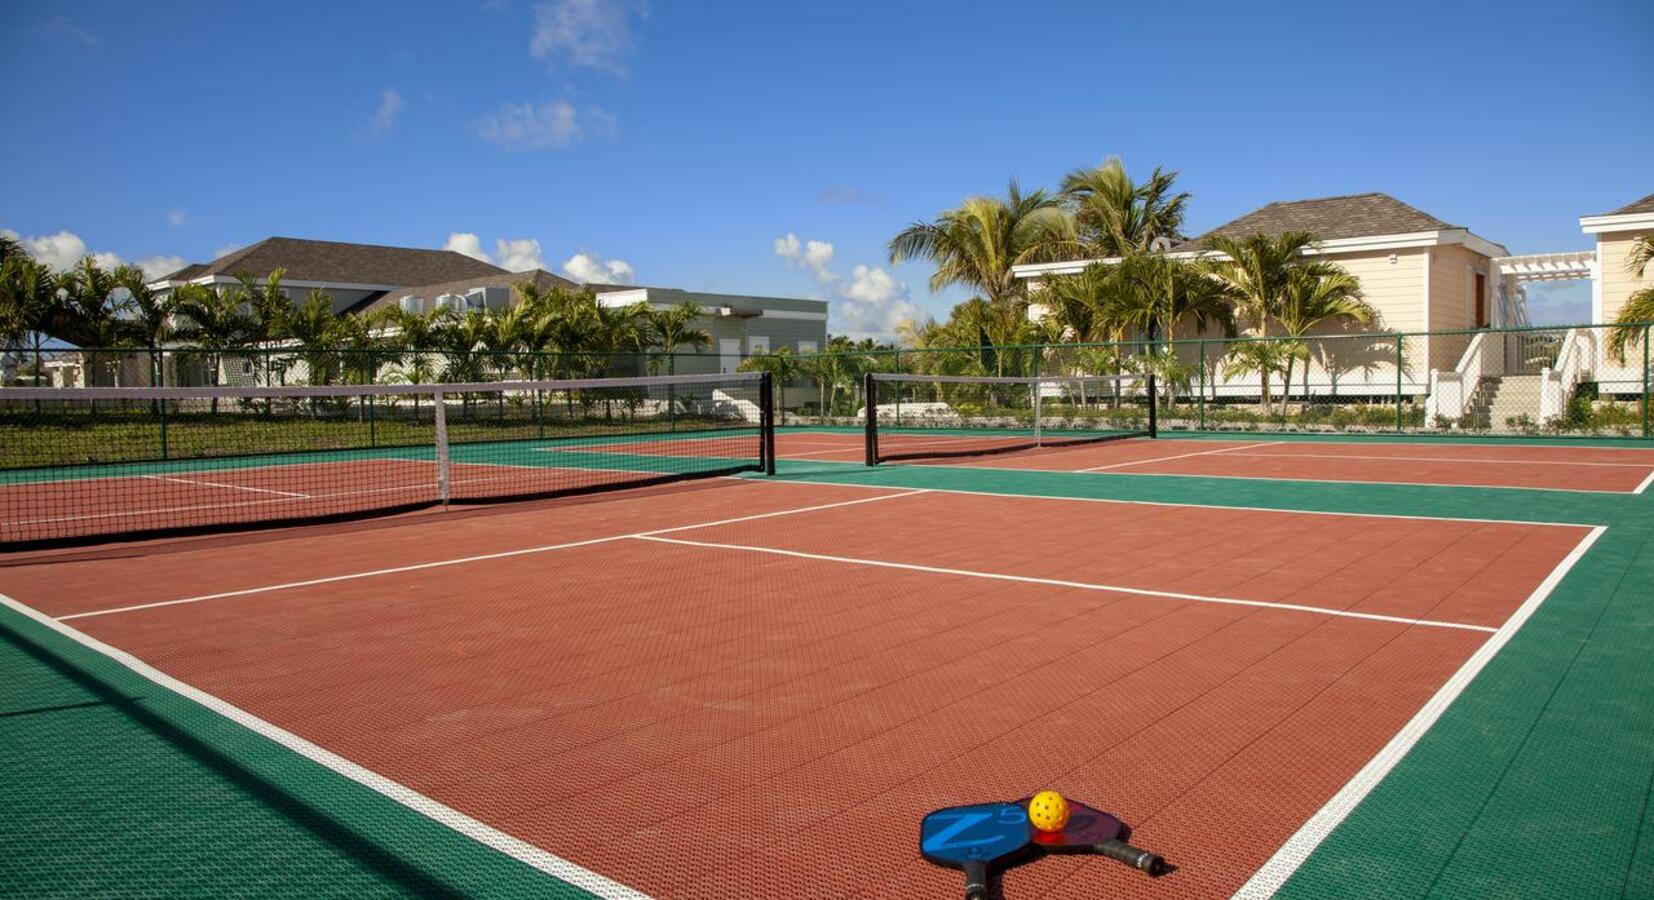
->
1581, 193, 1654, 327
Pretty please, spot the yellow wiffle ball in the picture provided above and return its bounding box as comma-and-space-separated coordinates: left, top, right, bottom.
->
1027, 790, 1070, 833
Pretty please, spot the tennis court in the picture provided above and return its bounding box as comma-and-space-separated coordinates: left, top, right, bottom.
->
3, 373, 1653, 900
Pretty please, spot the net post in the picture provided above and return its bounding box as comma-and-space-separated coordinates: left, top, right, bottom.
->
433, 390, 451, 505
1197, 338, 1207, 432
1643, 323, 1650, 439
759, 371, 776, 476
1032, 378, 1042, 447
864, 372, 878, 466
157, 386, 169, 460
1146, 321, 1159, 438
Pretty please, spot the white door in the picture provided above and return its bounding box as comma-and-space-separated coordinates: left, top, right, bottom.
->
719, 338, 741, 374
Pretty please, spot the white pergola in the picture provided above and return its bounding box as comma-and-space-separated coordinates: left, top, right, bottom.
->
1488, 250, 1596, 325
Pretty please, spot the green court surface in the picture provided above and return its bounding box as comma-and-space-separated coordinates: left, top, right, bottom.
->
4, 439, 1653, 897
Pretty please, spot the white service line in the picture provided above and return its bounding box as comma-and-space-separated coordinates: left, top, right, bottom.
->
635, 534, 1497, 633
58, 488, 930, 621
776, 446, 868, 459
1233, 524, 1606, 898
0, 593, 655, 900
1218, 450, 1654, 468
1635, 470, 1654, 495
1077, 441, 1280, 472
140, 474, 312, 498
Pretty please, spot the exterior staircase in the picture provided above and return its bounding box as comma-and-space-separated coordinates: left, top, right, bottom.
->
1464, 374, 1545, 429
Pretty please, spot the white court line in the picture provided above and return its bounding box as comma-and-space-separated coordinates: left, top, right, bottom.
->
1077, 440, 1280, 472
635, 534, 1497, 633
910, 460, 1644, 496
1219, 450, 1654, 469
57, 488, 930, 621
756, 470, 1595, 528
776, 446, 867, 459
1233, 524, 1606, 897
141, 474, 311, 498
1635, 470, 1654, 495
0, 592, 654, 900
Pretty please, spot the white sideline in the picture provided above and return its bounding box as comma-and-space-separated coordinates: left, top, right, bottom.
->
1220, 450, 1654, 468
0, 592, 656, 900
1077, 440, 1280, 472
1635, 470, 1654, 495
1231, 524, 1606, 898
57, 488, 930, 621
140, 474, 312, 498
635, 534, 1498, 633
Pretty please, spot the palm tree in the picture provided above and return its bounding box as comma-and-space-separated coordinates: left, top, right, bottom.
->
1223, 340, 1298, 416
1, 255, 61, 386
58, 257, 127, 386
1204, 230, 1324, 411
1060, 158, 1190, 258
644, 301, 711, 373
236, 268, 291, 386
281, 290, 342, 385
1607, 234, 1654, 362
738, 347, 803, 420
172, 282, 254, 405
1275, 267, 1374, 413
113, 265, 175, 387
888, 180, 1074, 311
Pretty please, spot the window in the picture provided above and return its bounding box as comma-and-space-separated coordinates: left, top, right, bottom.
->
798, 341, 818, 354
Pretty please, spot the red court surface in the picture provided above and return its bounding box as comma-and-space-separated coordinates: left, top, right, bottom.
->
0, 477, 1596, 899
0, 457, 705, 545
771, 430, 1654, 493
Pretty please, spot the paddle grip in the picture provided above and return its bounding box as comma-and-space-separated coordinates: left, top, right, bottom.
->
1097, 839, 1168, 877
962, 860, 989, 900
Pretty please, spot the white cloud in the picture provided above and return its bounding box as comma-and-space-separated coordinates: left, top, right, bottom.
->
530, 0, 648, 74
368, 88, 403, 136
772, 232, 915, 340
3, 228, 185, 280
562, 252, 635, 284
166, 209, 186, 227
773, 232, 838, 285
478, 99, 614, 150
136, 255, 187, 279
443, 232, 490, 262
494, 238, 547, 272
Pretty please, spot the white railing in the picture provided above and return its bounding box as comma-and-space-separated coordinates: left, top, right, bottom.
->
1425, 331, 1491, 423
1539, 328, 1595, 423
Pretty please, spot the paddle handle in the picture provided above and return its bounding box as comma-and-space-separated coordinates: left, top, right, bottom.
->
1096, 839, 1168, 877
962, 860, 989, 899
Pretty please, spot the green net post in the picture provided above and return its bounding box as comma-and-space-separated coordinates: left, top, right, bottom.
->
667, 352, 677, 433
1198, 339, 1207, 431
1395, 334, 1405, 432
1643, 323, 1650, 439
157, 385, 169, 460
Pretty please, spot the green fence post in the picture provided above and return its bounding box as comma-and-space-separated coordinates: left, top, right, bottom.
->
1197, 340, 1210, 433
157, 386, 169, 460
1643, 323, 1650, 439
1395, 334, 1405, 433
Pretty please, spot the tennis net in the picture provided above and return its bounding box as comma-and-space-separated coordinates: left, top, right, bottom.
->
0, 371, 774, 548
863, 372, 1155, 464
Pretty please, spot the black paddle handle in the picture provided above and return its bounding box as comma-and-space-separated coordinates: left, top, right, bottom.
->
1096, 839, 1168, 877
962, 860, 989, 899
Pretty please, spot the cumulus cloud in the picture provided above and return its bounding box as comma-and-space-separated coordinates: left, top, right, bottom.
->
478, 99, 614, 150
167, 209, 186, 227
773, 231, 838, 285
562, 252, 635, 285
494, 238, 547, 272
440, 233, 558, 272
530, 0, 649, 74
772, 232, 916, 340
443, 232, 491, 262
368, 88, 403, 136
3, 228, 185, 280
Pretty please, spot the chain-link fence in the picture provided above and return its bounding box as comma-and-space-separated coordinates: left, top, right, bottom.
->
7, 322, 1651, 438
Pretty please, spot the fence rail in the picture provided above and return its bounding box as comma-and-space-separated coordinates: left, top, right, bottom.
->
5, 321, 1651, 439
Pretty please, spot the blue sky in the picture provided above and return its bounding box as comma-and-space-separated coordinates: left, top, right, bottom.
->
2, 0, 1649, 334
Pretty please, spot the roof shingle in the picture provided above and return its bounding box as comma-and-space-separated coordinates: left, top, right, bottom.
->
156, 237, 506, 287
1174, 193, 1458, 251
1602, 193, 1654, 216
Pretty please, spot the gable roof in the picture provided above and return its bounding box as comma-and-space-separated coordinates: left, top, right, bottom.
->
351, 269, 580, 315
1602, 193, 1654, 216
154, 237, 506, 287
1174, 193, 1459, 251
